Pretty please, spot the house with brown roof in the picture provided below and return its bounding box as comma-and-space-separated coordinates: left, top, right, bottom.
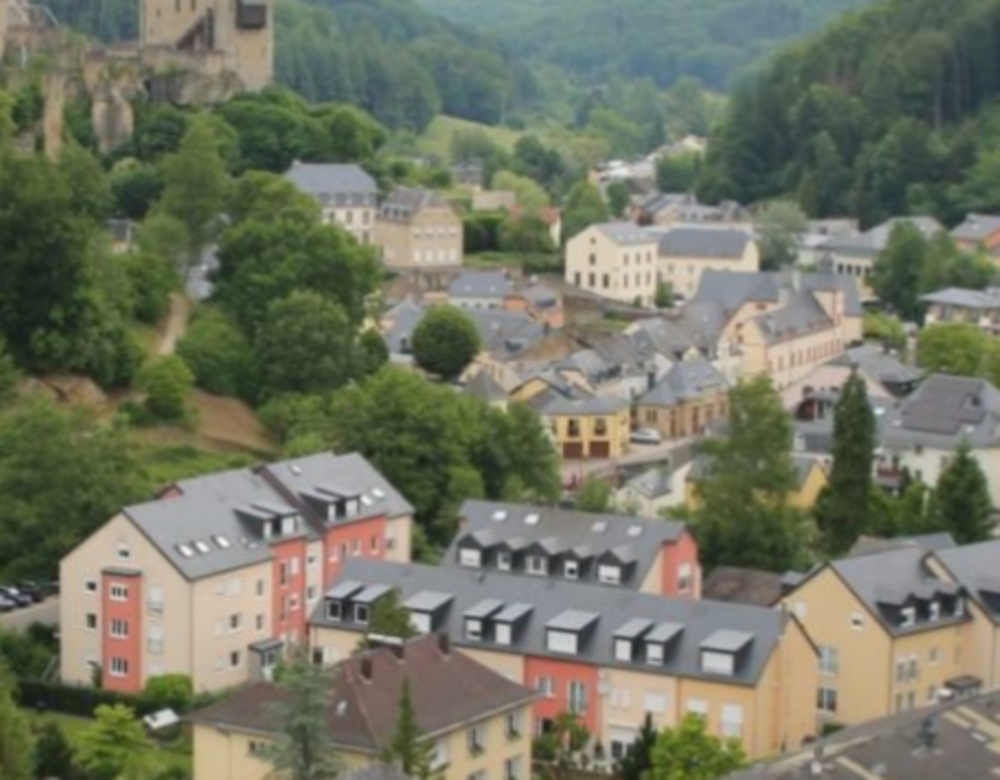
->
375, 186, 463, 270
950, 213, 1000, 257
189, 633, 535, 780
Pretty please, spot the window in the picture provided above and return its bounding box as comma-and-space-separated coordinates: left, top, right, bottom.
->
817, 687, 838, 714
527, 556, 548, 575
497, 552, 512, 571
901, 606, 916, 627
568, 681, 587, 714
307, 586, 317, 602
929, 601, 941, 620
459, 548, 482, 568
721, 704, 743, 738
110, 584, 128, 601
701, 651, 735, 676
850, 612, 865, 630
256, 579, 265, 597
148, 585, 164, 614
110, 658, 129, 677
229, 613, 242, 631
248, 740, 268, 757
819, 646, 839, 676
466, 618, 483, 641
256, 613, 265, 632
505, 757, 522, 780
467, 724, 485, 754
410, 612, 431, 634
678, 563, 693, 592
85, 579, 98, 594
895, 659, 906, 683
370, 535, 380, 552
494, 622, 513, 646
230, 651, 241, 668
354, 604, 370, 625
564, 560, 579, 580
279, 562, 288, 587
594, 418, 608, 437
686, 699, 708, 717
598, 565, 621, 585
85, 613, 97, 631
615, 638, 633, 662
643, 693, 666, 714
547, 630, 577, 654
610, 688, 631, 709
290, 557, 300, 577
536, 676, 555, 698
646, 642, 665, 664
148, 624, 164, 656
506, 710, 523, 738
929, 647, 939, 665
907, 657, 919, 680
115, 543, 130, 561
110, 619, 128, 638
226, 578, 242, 597
327, 600, 342, 620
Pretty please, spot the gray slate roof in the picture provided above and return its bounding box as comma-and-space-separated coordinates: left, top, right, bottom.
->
380, 186, 450, 222
881, 374, 1000, 450
313, 559, 795, 688
461, 370, 508, 402
921, 286, 1000, 310
541, 394, 628, 416
284, 163, 377, 206
753, 289, 833, 344
829, 344, 922, 386
594, 222, 657, 246
638, 357, 727, 407
124, 452, 411, 581
623, 464, 674, 499
821, 216, 943, 258
828, 547, 968, 637
445, 499, 686, 588
448, 271, 514, 302
934, 539, 1000, 621
951, 213, 1000, 243
847, 533, 956, 558
657, 226, 752, 259
691, 270, 780, 311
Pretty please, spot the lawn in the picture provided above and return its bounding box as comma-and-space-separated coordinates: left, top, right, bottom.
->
419, 115, 524, 160
25, 710, 193, 775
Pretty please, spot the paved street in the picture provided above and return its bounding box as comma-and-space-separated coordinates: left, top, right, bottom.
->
0, 597, 58, 632
561, 436, 697, 486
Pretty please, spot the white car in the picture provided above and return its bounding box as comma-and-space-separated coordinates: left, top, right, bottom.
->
630, 428, 663, 445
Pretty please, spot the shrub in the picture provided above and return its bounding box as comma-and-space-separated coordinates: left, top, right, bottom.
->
176, 307, 256, 400
17, 680, 157, 718
139, 674, 193, 714
138, 355, 194, 421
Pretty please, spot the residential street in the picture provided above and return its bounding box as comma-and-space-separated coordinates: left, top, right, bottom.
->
0, 597, 58, 632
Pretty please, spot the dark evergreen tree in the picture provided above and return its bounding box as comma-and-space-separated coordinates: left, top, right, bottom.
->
933, 441, 992, 544
617, 712, 657, 780
382, 678, 441, 780
815, 370, 875, 553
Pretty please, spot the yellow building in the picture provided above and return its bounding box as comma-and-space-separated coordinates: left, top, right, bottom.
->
782, 546, 972, 726
188, 634, 535, 780
564, 222, 659, 306
540, 394, 631, 460
686, 454, 828, 511
634, 357, 729, 440
376, 186, 463, 270
656, 226, 760, 299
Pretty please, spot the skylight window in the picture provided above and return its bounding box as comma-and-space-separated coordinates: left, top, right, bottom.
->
213, 535, 231, 549
591, 521, 608, 534
177, 544, 194, 558
493, 510, 508, 522
194, 540, 211, 554
361, 495, 374, 507
524, 513, 540, 526
371, 488, 386, 500
627, 525, 643, 537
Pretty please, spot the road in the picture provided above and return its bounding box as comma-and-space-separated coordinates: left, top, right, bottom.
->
0, 597, 58, 632
561, 436, 697, 485
156, 293, 191, 356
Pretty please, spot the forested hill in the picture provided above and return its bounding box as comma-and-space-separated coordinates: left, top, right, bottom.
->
43, 0, 532, 131
701, 0, 1000, 227
413, 0, 870, 90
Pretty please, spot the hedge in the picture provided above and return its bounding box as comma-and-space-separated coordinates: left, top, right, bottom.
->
17, 680, 157, 718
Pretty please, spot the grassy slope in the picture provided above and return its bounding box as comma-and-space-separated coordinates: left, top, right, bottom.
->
419, 115, 524, 159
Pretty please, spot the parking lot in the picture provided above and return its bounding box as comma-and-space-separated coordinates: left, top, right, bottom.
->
0, 597, 58, 632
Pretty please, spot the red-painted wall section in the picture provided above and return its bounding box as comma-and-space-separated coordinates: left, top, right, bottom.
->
322, 516, 387, 589
101, 571, 143, 693
523, 654, 601, 735
270, 537, 307, 644
660, 530, 700, 598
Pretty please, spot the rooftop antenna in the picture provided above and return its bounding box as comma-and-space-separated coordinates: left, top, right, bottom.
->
919, 715, 937, 750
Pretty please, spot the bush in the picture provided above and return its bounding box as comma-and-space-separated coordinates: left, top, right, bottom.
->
17, 680, 157, 718
138, 355, 194, 420
0, 625, 56, 679
124, 253, 177, 324
463, 212, 505, 253
176, 307, 256, 400
139, 674, 193, 714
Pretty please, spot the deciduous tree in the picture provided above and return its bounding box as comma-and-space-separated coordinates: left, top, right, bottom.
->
0, 662, 33, 780
138, 355, 195, 421
648, 714, 745, 780
412, 306, 481, 380
562, 182, 609, 243
754, 200, 808, 270
75, 704, 151, 780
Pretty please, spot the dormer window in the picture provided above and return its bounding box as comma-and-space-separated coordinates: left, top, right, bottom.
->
527, 555, 548, 575
354, 604, 370, 625
466, 618, 483, 641
647, 643, 665, 664
497, 552, 512, 571
929, 601, 941, 620
546, 610, 598, 654
564, 560, 579, 580
901, 606, 916, 627
459, 548, 482, 568
700, 630, 753, 677
327, 601, 342, 620
598, 565, 621, 585
953, 597, 966, 617
615, 638, 633, 662
403, 591, 454, 634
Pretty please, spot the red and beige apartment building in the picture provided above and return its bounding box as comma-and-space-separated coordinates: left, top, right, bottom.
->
60, 452, 412, 694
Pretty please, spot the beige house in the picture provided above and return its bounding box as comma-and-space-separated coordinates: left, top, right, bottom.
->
783, 545, 972, 727
59, 452, 413, 694
634, 358, 729, 440
922, 287, 1000, 336
656, 226, 759, 298
565, 223, 658, 306
140, 0, 273, 90
189, 634, 535, 780
284, 163, 378, 246
376, 186, 463, 270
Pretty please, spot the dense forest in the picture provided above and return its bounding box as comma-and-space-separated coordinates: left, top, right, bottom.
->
414, 0, 870, 90
701, 0, 1000, 226
43, 0, 534, 130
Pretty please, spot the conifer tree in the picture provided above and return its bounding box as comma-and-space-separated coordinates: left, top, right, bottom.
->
816, 369, 875, 553
382, 678, 441, 780
618, 712, 657, 780
934, 441, 992, 544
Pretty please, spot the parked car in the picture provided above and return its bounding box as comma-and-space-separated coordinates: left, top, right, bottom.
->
15, 582, 45, 603
630, 428, 663, 445
0, 587, 31, 608
0, 594, 16, 613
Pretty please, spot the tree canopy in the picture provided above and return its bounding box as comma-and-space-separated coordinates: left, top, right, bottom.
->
648, 714, 745, 780
411, 307, 481, 380
933, 441, 993, 544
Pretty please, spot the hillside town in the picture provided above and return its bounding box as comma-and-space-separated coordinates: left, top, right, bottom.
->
3, 0, 1000, 778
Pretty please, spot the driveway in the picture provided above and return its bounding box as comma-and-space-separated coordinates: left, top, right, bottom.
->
0, 597, 58, 632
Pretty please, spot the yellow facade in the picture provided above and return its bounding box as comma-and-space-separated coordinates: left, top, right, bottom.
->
659, 240, 760, 298
564, 224, 659, 306
785, 567, 965, 726
686, 461, 827, 512
545, 403, 631, 460
192, 699, 533, 780
635, 390, 728, 441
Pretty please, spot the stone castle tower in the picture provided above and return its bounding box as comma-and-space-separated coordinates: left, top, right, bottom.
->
138, 0, 273, 91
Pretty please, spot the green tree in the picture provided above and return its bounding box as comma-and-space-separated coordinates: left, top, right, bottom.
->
754, 200, 808, 270
498, 213, 555, 254
34, 721, 75, 780
158, 117, 230, 280
381, 678, 441, 780
873, 223, 934, 321
140, 674, 194, 713
655, 154, 699, 193
176, 307, 256, 399
358, 329, 390, 378
0, 338, 19, 407
933, 441, 993, 544
262, 649, 343, 780
137, 212, 190, 276
75, 704, 151, 780
366, 588, 417, 642
255, 291, 360, 398
617, 712, 657, 780
648, 714, 745, 780
138, 355, 195, 421
606, 181, 631, 218
576, 474, 612, 512
492, 170, 550, 211
693, 378, 807, 571
0, 662, 34, 780
815, 370, 876, 553
123, 252, 177, 324
916, 323, 986, 377
412, 306, 481, 380
109, 162, 163, 221
562, 182, 610, 243
655, 282, 674, 309
863, 311, 907, 351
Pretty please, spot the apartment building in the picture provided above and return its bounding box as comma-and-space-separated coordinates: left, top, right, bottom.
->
284, 163, 378, 245
922, 287, 1000, 335
189, 633, 535, 780
783, 545, 972, 726
655, 226, 759, 298
309, 560, 818, 762
60, 452, 413, 694
565, 223, 658, 306
876, 374, 1000, 505
445, 499, 700, 598
817, 216, 943, 280
634, 357, 729, 440
376, 186, 463, 270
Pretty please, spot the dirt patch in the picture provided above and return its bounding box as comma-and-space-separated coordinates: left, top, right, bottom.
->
19, 374, 110, 409
189, 390, 275, 454
156, 293, 191, 356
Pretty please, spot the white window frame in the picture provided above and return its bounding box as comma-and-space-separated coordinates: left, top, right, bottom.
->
109, 657, 129, 677
110, 619, 128, 638
496, 551, 512, 571
85, 613, 97, 631
701, 650, 735, 676
646, 642, 665, 665
720, 704, 743, 738
678, 563, 693, 592
614, 638, 633, 662
467, 724, 485, 754
568, 681, 587, 714
85, 579, 98, 594
817, 686, 838, 714
819, 646, 839, 676
354, 604, 370, 625
643, 692, 666, 714
459, 548, 482, 568
115, 543, 131, 561
410, 611, 431, 634
598, 564, 621, 585
110, 584, 128, 601
536, 676, 555, 698
564, 560, 579, 580
527, 555, 548, 575
546, 629, 577, 654
465, 618, 483, 641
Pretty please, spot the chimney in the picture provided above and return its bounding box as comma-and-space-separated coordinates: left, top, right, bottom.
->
437, 632, 451, 656
391, 642, 405, 661
360, 656, 373, 681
